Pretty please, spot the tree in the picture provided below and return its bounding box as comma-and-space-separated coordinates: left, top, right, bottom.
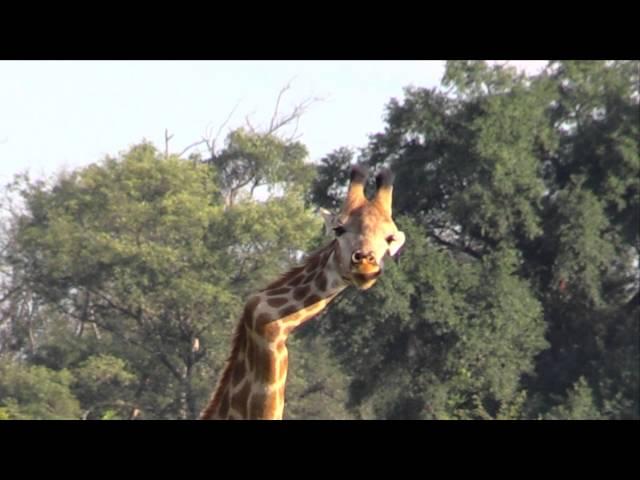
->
4, 145, 227, 418
4, 140, 326, 419
174, 82, 319, 208
208, 128, 314, 207
309, 60, 639, 419
0, 359, 81, 419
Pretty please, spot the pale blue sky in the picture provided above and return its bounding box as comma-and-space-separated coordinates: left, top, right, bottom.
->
0, 60, 547, 186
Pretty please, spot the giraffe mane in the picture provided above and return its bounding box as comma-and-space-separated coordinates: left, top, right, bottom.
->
199, 319, 246, 419
260, 240, 336, 291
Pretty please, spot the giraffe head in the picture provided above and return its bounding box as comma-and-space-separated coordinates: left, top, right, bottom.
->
321, 165, 406, 290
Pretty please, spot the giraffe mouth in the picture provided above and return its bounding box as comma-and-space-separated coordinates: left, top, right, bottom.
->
349, 270, 382, 289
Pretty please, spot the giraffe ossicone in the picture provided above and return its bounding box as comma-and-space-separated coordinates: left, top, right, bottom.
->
200, 165, 406, 420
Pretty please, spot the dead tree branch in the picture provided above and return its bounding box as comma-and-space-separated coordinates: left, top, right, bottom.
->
209, 100, 241, 155
178, 100, 242, 159
177, 138, 209, 159
164, 129, 174, 159
242, 80, 324, 141
269, 81, 292, 133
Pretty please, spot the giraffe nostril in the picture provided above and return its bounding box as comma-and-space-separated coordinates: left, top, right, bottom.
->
352, 251, 376, 265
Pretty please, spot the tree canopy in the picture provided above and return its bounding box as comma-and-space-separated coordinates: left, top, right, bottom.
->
308, 60, 638, 419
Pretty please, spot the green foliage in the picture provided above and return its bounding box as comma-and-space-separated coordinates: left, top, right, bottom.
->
2, 130, 324, 419
310, 60, 638, 419
213, 128, 315, 205
71, 354, 136, 420
453, 87, 551, 241
284, 334, 354, 420
543, 377, 603, 420
0, 358, 81, 419
549, 181, 615, 306
219, 191, 322, 296
311, 217, 547, 419
307, 147, 355, 210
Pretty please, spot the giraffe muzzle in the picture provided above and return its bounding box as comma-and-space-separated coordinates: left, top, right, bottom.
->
349, 269, 382, 290
348, 251, 382, 289
351, 250, 377, 266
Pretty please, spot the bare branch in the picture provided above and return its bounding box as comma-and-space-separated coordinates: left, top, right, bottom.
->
210, 100, 241, 155
0, 283, 22, 303
287, 113, 303, 142
177, 101, 242, 159
269, 81, 293, 132
164, 129, 174, 159
239, 79, 326, 139
299, 381, 325, 399
177, 138, 209, 158
429, 231, 483, 260
158, 352, 184, 381
266, 92, 323, 137
245, 113, 257, 133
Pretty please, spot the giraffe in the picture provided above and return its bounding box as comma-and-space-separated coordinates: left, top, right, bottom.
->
200, 165, 406, 420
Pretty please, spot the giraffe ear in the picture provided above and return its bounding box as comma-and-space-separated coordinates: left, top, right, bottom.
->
388, 230, 406, 257
342, 164, 369, 214
319, 208, 338, 236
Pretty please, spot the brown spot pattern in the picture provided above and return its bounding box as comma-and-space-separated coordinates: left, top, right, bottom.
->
230, 381, 251, 418
231, 358, 246, 386
242, 296, 261, 325
266, 297, 289, 308
314, 271, 328, 291
249, 392, 266, 419
321, 251, 332, 268
263, 266, 305, 291
235, 325, 247, 351
219, 391, 230, 418
255, 312, 273, 326
288, 274, 305, 287
303, 294, 323, 308
267, 287, 290, 296
247, 338, 255, 371
305, 254, 320, 272
293, 285, 310, 301
246, 296, 260, 314
279, 305, 299, 318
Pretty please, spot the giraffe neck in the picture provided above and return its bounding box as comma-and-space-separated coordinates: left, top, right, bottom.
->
200, 240, 347, 420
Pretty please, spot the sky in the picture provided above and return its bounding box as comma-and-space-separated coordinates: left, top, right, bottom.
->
0, 60, 548, 187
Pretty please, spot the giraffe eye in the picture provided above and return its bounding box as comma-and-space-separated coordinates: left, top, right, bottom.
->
333, 226, 346, 237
